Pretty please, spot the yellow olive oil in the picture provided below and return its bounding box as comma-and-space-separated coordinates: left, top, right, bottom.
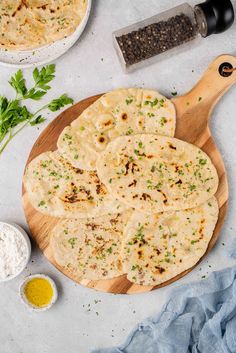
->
24, 277, 54, 308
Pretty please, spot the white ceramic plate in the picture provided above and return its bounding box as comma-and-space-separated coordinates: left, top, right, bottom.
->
0, 0, 92, 68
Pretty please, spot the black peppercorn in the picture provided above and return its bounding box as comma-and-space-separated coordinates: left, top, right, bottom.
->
116, 14, 197, 67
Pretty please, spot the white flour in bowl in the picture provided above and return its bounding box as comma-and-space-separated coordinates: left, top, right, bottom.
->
0, 223, 28, 280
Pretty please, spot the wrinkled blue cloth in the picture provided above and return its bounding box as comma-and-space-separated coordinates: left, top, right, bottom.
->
93, 267, 236, 353
225, 239, 236, 260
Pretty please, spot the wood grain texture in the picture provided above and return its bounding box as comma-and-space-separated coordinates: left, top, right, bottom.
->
22, 55, 236, 294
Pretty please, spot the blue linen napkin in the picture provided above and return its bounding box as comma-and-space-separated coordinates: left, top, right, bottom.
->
93, 266, 236, 353
225, 239, 236, 260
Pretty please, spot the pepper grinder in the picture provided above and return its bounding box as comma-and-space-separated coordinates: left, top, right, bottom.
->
113, 0, 235, 73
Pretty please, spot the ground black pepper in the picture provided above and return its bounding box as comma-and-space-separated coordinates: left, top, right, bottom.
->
116, 14, 197, 66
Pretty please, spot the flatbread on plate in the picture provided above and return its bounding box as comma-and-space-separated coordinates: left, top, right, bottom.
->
23, 151, 126, 218
50, 211, 131, 280
96, 134, 219, 213
0, 0, 87, 51
122, 198, 219, 286
57, 88, 176, 170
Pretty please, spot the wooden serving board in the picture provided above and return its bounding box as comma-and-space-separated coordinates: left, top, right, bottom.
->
23, 55, 236, 294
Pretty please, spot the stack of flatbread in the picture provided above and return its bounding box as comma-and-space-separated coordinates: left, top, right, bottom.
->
0, 0, 88, 51
24, 88, 219, 286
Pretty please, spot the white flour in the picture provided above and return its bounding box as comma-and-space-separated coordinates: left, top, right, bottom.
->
0, 223, 28, 280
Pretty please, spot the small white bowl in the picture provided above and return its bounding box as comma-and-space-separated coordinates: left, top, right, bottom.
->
20, 274, 58, 312
0, 222, 31, 282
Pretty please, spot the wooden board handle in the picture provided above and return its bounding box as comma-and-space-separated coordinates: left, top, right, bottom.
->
173, 54, 236, 124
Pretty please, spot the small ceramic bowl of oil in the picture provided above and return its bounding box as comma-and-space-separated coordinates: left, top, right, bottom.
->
20, 274, 58, 311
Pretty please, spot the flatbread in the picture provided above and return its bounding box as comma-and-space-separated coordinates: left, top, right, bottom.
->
57, 88, 176, 170
0, 0, 87, 51
122, 198, 219, 286
23, 151, 126, 218
96, 134, 219, 213
50, 212, 131, 280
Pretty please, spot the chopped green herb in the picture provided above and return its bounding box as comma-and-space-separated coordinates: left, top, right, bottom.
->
134, 225, 145, 242
64, 133, 72, 140
144, 98, 158, 108
131, 264, 139, 271
199, 159, 207, 165
126, 98, 133, 105
189, 184, 196, 191
68, 238, 77, 249
138, 141, 143, 148
49, 171, 57, 176
147, 180, 162, 190
126, 127, 134, 135
129, 156, 134, 162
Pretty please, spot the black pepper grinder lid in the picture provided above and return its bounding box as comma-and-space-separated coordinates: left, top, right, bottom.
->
195, 0, 235, 37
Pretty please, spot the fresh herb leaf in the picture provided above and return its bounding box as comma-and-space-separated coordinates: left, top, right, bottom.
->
25, 88, 47, 101
9, 70, 27, 97
30, 115, 46, 126
32, 64, 56, 90
48, 94, 74, 111
0, 65, 73, 155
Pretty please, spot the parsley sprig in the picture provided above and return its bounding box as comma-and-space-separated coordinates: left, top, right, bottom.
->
0, 64, 73, 155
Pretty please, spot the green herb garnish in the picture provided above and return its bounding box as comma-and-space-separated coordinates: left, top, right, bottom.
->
106, 247, 113, 254
0, 64, 73, 155
144, 98, 158, 108
199, 159, 207, 165
126, 127, 134, 135
126, 98, 133, 105
189, 184, 196, 191
68, 238, 77, 249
